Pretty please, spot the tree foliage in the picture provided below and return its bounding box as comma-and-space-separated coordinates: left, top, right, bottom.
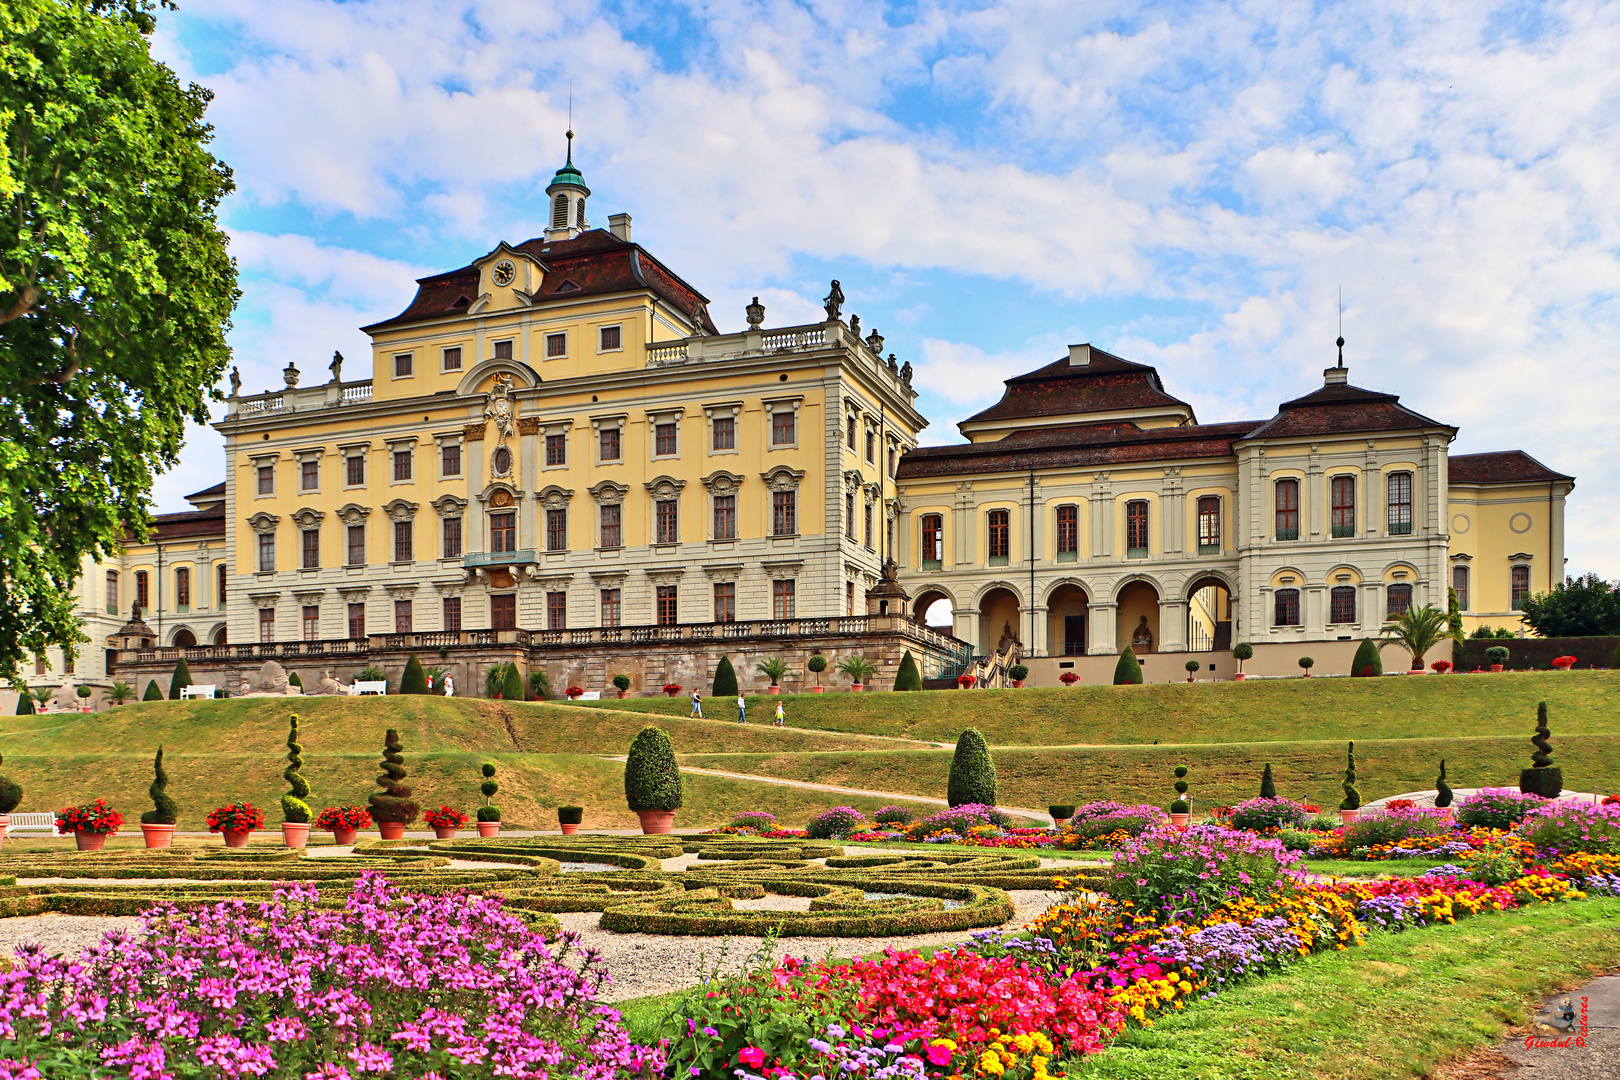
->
0, 751, 22, 814
0, 0, 238, 680
624, 726, 682, 812
1519, 573, 1620, 638
1113, 646, 1142, 685
712, 656, 738, 697
946, 727, 997, 807
1380, 604, 1458, 668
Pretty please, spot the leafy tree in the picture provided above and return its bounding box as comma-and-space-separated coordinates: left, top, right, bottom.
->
140, 745, 176, 825
1298, 656, 1315, 673
0, 0, 238, 681
1259, 763, 1276, 799
14, 687, 34, 714
893, 651, 922, 691
1519, 572, 1620, 637
142, 679, 163, 701
1113, 646, 1142, 685
108, 681, 132, 704
501, 663, 525, 702
1380, 604, 1458, 669
281, 713, 310, 823
712, 656, 738, 697
399, 655, 428, 695
368, 728, 419, 825
0, 752, 23, 814
167, 656, 192, 699
624, 726, 682, 812
1232, 641, 1254, 674
946, 727, 998, 807
1350, 639, 1383, 678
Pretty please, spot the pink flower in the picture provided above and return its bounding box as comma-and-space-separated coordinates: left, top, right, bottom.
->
926, 1043, 954, 1065
738, 1047, 767, 1068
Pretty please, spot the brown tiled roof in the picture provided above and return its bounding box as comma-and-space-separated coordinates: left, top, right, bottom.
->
362, 230, 717, 333
897, 421, 1259, 479
186, 482, 226, 501
963, 348, 1193, 426
1449, 450, 1573, 485
124, 507, 226, 545
1241, 380, 1453, 440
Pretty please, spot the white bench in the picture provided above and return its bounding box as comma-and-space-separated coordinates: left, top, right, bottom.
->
351, 681, 387, 696
5, 812, 57, 835
577, 690, 601, 701
180, 684, 216, 700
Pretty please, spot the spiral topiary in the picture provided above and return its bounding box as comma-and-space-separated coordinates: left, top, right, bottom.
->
368, 728, 419, 824
1259, 762, 1276, 799
1519, 701, 1563, 798
139, 746, 177, 825
1339, 741, 1361, 811
947, 727, 997, 807
1435, 759, 1453, 808
477, 762, 500, 822
1170, 764, 1190, 814
280, 714, 312, 823
0, 753, 23, 814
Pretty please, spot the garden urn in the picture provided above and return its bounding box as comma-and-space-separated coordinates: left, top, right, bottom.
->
332, 827, 359, 845
1339, 808, 1360, 825
281, 822, 311, 848
636, 809, 675, 834
377, 822, 406, 841
74, 831, 109, 852
141, 823, 175, 849
664, 688, 679, 697
222, 829, 252, 849
432, 824, 458, 840
1169, 812, 1190, 829
477, 821, 501, 838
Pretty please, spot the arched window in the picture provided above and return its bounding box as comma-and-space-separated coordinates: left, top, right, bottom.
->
1196, 496, 1221, 554
921, 514, 944, 569
1274, 588, 1301, 626
1387, 583, 1413, 618
1452, 565, 1470, 610
1387, 471, 1413, 535
551, 193, 569, 229
987, 509, 1010, 565
1125, 500, 1149, 558
1330, 585, 1357, 624
1275, 479, 1300, 541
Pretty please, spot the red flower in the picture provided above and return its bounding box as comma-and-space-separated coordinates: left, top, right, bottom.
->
1059, 672, 1080, 685
314, 806, 372, 831
1430, 660, 1452, 673
737, 1048, 766, 1069
1551, 656, 1577, 670
423, 806, 468, 828
662, 684, 683, 693
957, 674, 976, 687
54, 799, 124, 836
206, 802, 265, 833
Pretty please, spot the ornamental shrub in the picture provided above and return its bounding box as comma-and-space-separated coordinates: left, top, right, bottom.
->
281, 713, 312, 823
1259, 762, 1277, 799
624, 726, 682, 812
732, 810, 777, 830
557, 805, 583, 825
1227, 796, 1309, 832
612, 673, 632, 693
1106, 823, 1299, 919
1342, 806, 1451, 850
806, 653, 828, 687
1456, 787, 1546, 830
142, 679, 163, 701
1058, 801, 1167, 845
1170, 764, 1190, 814
947, 727, 997, 807
894, 650, 922, 691
528, 668, 551, 700
906, 803, 1008, 838
1048, 804, 1077, 820
1339, 741, 1361, 810
1007, 662, 1029, 683
1232, 641, 1254, 673
806, 805, 865, 839
873, 805, 913, 825
1275, 828, 1316, 853
480, 761, 499, 805
486, 663, 510, 699
139, 746, 177, 825
399, 654, 429, 695
1351, 638, 1382, 677
502, 662, 526, 703
1613, 639, 1620, 670
368, 728, 419, 825
1519, 800, 1620, 854
712, 655, 739, 697
0, 752, 22, 814
168, 655, 192, 699
1485, 645, 1511, 667
1520, 700, 1563, 798
1435, 759, 1454, 808
15, 688, 34, 714
1113, 646, 1143, 685
288, 670, 303, 690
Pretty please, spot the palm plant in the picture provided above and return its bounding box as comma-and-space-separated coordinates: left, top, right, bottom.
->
755, 656, 792, 687
836, 654, 877, 686
1380, 603, 1458, 669
486, 663, 512, 699
108, 681, 133, 705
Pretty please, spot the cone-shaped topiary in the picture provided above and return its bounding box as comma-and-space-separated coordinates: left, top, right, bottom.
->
1113, 646, 1143, 685
1339, 741, 1361, 810
1519, 701, 1563, 798
713, 655, 738, 697
399, 655, 429, 695
1351, 639, 1383, 678
894, 650, 922, 691
1170, 764, 1190, 814
288, 670, 303, 690
281, 714, 312, 822
947, 727, 998, 807
477, 762, 500, 822
624, 726, 682, 812
1259, 763, 1276, 799
368, 728, 419, 824
168, 656, 193, 700
1435, 759, 1453, 808
140, 746, 177, 825
15, 690, 34, 715
0, 753, 23, 814
502, 662, 525, 702
143, 679, 164, 701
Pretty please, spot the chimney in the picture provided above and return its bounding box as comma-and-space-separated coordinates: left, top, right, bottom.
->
608, 213, 632, 242
1068, 343, 1092, 367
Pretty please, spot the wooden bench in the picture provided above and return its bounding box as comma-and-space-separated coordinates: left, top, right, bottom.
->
351, 681, 387, 696
179, 684, 216, 700
5, 812, 57, 835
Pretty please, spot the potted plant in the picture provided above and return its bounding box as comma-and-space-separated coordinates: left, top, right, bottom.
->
280, 713, 313, 848
612, 674, 632, 699
1431, 659, 1453, 674
139, 746, 178, 848
56, 798, 123, 851
1298, 656, 1315, 679
207, 802, 265, 848
487, 663, 511, 699
1338, 742, 1361, 824
956, 673, 976, 689
1485, 645, 1510, 672
756, 657, 791, 694
558, 805, 584, 835
1169, 765, 1191, 828
477, 763, 501, 836
1059, 671, 1080, 686
661, 683, 682, 698
1008, 663, 1029, 688
565, 685, 584, 701
624, 726, 681, 833
423, 806, 467, 840
1048, 803, 1075, 830
108, 681, 132, 706
314, 806, 370, 845
368, 728, 419, 840
1519, 701, 1563, 798
806, 654, 828, 692
1550, 655, 1576, 671
1185, 659, 1200, 683
837, 654, 876, 692
0, 753, 22, 840
1231, 642, 1253, 681
1380, 604, 1458, 672
527, 669, 550, 700
76, 684, 92, 711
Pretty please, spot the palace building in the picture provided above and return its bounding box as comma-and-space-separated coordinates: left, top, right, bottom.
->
22, 145, 1575, 702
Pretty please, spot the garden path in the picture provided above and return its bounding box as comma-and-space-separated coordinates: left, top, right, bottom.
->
1447, 973, 1619, 1079
1365, 788, 1602, 810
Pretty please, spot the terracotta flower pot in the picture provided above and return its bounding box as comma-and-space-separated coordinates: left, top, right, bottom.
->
377, 822, 406, 840
1051, 817, 1071, 832
850, 683, 864, 693
74, 830, 109, 852
432, 826, 458, 840
477, 822, 501, 838
0, 813, 9, 840
616, 690, 628, 699
1170, 812, 1191, 829
1339, 809, 1360, 825
1233, 672, 1247, 682
767, 686, 780, 694
811, 686, 824, 693
141, 823, 175, 849
222, 829, 252, 848
281, 822, 311, 848
664, 690, 679, 697
1011, 680, 1024, 688
636, 809, 675, 834
560, 822, 580, 835
1490, 664, 1504, 672
332, 828, 359, 845
1187, 675, 1196, 683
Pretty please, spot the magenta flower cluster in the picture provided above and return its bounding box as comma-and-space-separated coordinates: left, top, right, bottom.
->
1518, 799, 1620, 854
1107, 824, 1301, 920
0, 873, 666, 1080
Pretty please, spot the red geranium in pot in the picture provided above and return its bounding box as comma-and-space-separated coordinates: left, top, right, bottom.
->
207, 802, 265, 848
1059, 671, 1080, 686
314, 805, 371, 845
956, 673, 976, 689
55, 798, 124, 851
1551, 655, 1577, 671
424, 805, 468, 840
1430, 660, 1452, 674
565, 686, 584, 701
662, 683, 682, 698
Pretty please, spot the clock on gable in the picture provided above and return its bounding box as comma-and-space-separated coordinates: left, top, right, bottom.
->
492, 260, 516, 287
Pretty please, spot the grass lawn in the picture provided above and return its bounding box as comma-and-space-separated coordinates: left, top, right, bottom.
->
1071, 897, 1620, 1079
1301, 858, 1452, 878
844, 839, 1112, 862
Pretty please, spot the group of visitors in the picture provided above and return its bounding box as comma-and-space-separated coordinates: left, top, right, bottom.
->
690, 690, 784, 726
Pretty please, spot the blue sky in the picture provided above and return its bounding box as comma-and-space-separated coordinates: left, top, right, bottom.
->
151, 0, 1620, 576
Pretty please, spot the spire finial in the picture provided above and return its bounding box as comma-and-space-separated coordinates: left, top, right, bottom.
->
565, 129, 574, 166
1336, 334, 1345, 367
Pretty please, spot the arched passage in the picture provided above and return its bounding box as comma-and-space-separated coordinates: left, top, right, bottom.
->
211, 625, 228, 646
1046, 583, 1090, 655
913, 588, 954, 629
172, 628, 197, 649
977, 586, 1023, 655
1117, 580, 1160, 653
1187, 575, 1232, 652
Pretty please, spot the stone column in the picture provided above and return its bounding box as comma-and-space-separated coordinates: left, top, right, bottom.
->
1158, 598, 1188, 652
1089, 601, 1118, 655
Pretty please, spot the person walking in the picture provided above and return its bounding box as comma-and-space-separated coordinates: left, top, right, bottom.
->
690, 690, 704, 719
443, 675, 454, 697
736, 693, 747, 724
773, 700, 785, 727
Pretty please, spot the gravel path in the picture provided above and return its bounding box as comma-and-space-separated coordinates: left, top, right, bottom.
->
0, 914, 143, 960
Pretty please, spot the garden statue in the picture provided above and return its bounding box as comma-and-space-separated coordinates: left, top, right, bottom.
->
901, 360, 913, 386
283, 361, 300, 388
745, 296, 765, 328
228, 366, 241, 397
329, 350, 344, 383
245, 660, 298, 696
996, 621, 1020, 655
822, 279, 844, 319
311, 670, 345, 696
1132, 615, 1154, 652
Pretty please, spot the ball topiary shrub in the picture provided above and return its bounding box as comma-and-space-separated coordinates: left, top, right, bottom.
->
478, 762, 500, 822
0, 753, 23, 815
947, 727, 997, 807
894, 650, 922, 691
168, 656, 193, 700
806, 653, 828, 688
1259, 762, 1277, 799
624, 726, 682, 812
612, 674, 632, 693
1113, 646, 1143, 685
368, 728, 419, 825
1339, 741, 1361, 810
281, 714, 312, 823
1519, 701, 1562, 798
143, 680, 164, 702
1170, 765, 1190, 814
1485, 645, 1510, 668
399, 655, 429, 695
1298, 656, 1315, 673
712, 656, 738, 697
1232, 641, 1254, 675
1351, 639, 1383, 678
140, 746, 177, 825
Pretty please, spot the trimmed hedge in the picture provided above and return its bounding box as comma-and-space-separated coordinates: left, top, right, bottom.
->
713, 655, 739, 697
1351, 638, 1383, 677
1113, 646, 1143, 685
168, 656, 193, 700
894, 650, 922, 692
400, 654, 429, 695
1456, 635, 1619, 671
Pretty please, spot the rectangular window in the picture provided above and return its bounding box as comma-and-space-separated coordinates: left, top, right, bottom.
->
1512, 565, 1531, 609
1274, 589, 1301, 626
845, 493, 855, 539
346, 454, 364, 486
301, 459, 318, 490
393, 450, 412, 482
713, 582, 736, 623
546, 591, 567, 630
257, 464, 274, 496
1055, 506, 1077, 562
846, 581, 855, 616
442, 443, 461, 477
106, 570, 118, 615
888, 445, 897, 478
545, 433, 567, 466
302, 605, 319, 641
1331, 475, 1357, 538
393, 520, 413, 562
1197, 496, 1221, 554
599, 427, 621, 462
922, 514, 944, 570
1387, 583, 1413, 618
1330, 586, 1357, 624
600, 588, 621, 627
546, 508, 567, 552
347, 525, 365, 566
442, 597, 461, 632
217, 564, 227, 606
656, 585, 678, 626
988, 509, 1010, 565
847, 415, 857, 449
393, 353, 412, 378
865, 429, 875, 463
302, 528, 320, 569
442, 517, 462, 559
772, 410, 794, 445
258, 533, 275, 573
1387, 472, 1413, 535
394, 599, 412, 633
712, 417, 735, 451
546, 332, 567, 358
599, 325, 621, 351
259, 608, 275, 643
599, 504, 622, 548
863, 502, 873, 548
1453, 565, 1470, 611
34, 655, 44, 676
713, 494, 736, 540
773, 490, 797, 536
654, 422, 677, 456
136, 570, 149, 612
175, 567, 190, 608
491, 594, 516, 630
773, 579, 796, 619
656, 499, 679, 544
1125, 501, 1149, 558
1275, 478, 1300, 541
493, 339, 513, 360
442, 346, 462, 371
490, 512, 516, 553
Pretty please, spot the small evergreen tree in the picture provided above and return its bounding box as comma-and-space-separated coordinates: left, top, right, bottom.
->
15, 689, 34, 715
1169, 764, 1190, 814
894, 650, 922, 691
1339, 741, 1361, 811
1113, 646, 1143, 685
1519, 701, 1563, 798
1447, 586, 1464, 638
168, 656, 193, 699
281, 714, 311, 823
140, 746, 177, 825
807, 654, 828, 688
399, 654, 429, 695
1232, 641, 1254, 674
1259, 762, 1277, 799
1351, 639, 1383, 678
0, 752, 23, 814
368, 728, 420, 824
477, 762, 500, 822
1434, 759, 1453, 808
143, 680, 164, 701
613, 673, 633, 693
947, 727, 997, 807
288, 671, 303, 690
712, 655, 739, 697
502, 663, 525, 702
624, 726, 682, 812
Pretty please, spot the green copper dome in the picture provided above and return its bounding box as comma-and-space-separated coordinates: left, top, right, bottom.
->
546, 133, 590, 194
